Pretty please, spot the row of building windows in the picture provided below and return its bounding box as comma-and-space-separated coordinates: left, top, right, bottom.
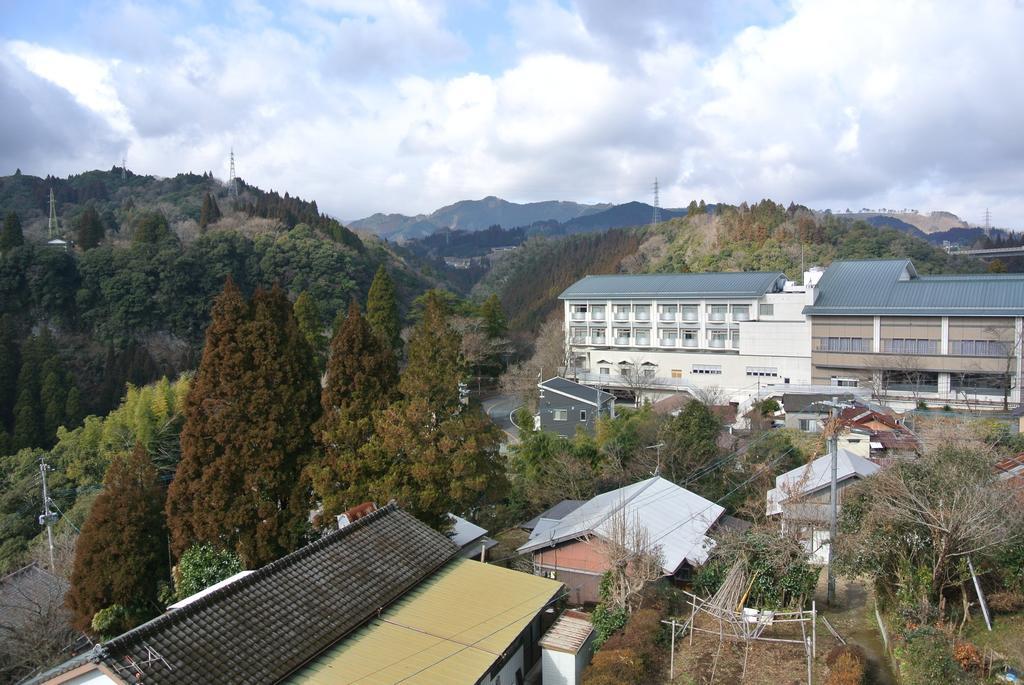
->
570, 303, 767, 321
745, 367, 779, 377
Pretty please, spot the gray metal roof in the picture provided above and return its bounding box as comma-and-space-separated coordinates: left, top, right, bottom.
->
560, 272, 786, 300
804, 259, 1024, 317
539, 376, 615, 405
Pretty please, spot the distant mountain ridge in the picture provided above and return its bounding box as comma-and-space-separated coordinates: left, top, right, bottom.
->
350, 196, 614, 240
349, 196, 690, 240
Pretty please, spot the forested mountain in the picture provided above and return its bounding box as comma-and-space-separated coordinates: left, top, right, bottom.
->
476, 200, 988, 336
350, 196, 613, 240
0, 167, 432, 455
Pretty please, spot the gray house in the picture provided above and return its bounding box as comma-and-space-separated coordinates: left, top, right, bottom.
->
537, 377, 615, 437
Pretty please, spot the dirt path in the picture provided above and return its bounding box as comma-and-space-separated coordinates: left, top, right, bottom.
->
815, 576, 896, 685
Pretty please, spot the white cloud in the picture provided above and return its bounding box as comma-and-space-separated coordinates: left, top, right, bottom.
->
3, 0, 1024, 227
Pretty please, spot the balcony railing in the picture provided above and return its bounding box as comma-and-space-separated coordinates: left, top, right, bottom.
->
614, 312, 630, 321
660, 338, 677, 347
635, 337, 651, 347
682, 311, 699, 322
571, 336, 586, 344
635, 312, 650, 321
732, 312, 750, 322
682, 339, 698, 348
571, 312, 587, 321
660, 313, 676, 322
591, 336, 606, 345
591, 313, 606, 321
615, 337, 631, 345
709, 338, 726, 349
708, 312, 726, 322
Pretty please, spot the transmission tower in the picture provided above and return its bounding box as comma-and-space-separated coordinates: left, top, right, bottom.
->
984, 208, 991, 231
47, 188, 59, 239
651, 177, 661, 227
122, 154, 127, 181
229, 148, 238, 200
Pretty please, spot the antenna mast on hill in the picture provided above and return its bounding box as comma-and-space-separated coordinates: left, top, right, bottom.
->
229, 147, 239, 200
651, 177, 661, 227
47, 189, 59, 239
984, 208, 991, 231
122, 154, 127, 181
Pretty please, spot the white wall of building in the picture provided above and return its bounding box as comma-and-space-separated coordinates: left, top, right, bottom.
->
563, 290, 812, 402
486, 643, 524, 685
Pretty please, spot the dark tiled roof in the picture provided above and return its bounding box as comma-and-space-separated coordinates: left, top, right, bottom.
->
539, 377, 615, 405
520, 499, 586, 530
83, 504, 459, 685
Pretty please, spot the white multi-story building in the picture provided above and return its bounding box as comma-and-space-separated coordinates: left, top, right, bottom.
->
560, 271, 823, 403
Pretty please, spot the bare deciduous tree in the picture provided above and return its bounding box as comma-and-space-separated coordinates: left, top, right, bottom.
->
601, 508, 665, 612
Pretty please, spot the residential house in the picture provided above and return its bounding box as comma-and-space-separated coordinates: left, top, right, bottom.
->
520, 500, 586, 533
34, 504, 562, 685
517, 476, 725, 604
834, 404, 920, 462
766, 449, 879, 564
449, 513, 499, 560
781, 393, 860, 432
537, 377, 615, 437
539, 610, 596, 685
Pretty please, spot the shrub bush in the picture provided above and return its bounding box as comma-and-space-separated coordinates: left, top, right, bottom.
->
895, 626, 965, 685
582, 608, 664, 684
825, 645, 868, 685
987, 590, 1024, 613
952, 640, 982, 672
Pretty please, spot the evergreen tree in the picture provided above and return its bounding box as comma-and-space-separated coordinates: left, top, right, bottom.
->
166, 281, 320, 567
0, 316, 19, 432
363, 291, 505, 528
199, 193, 221, 230
66, 444, 169, 633
366, 265, 401, 350
75, 205, 105, 250
658, 400, 722, 485
293, 291, 326, 369
11, 387, 41, 451
0, 212, 23, 252
132, 211, 174, 244
479, 294, 507, 339
399, 291, 464, 412
308, 300, 398, 521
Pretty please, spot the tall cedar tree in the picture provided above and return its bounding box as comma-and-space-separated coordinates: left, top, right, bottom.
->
308, 300, 398, 521
0, 211, 23, 252
166, 280, 320, 567
199, 192, 221, 230
75, 205, 105, 250
479, 294, 507, 339
66, 444, 169, 632
366, 265, 402, 350
364, 291, 506, 528
293, 291, 327, 369
0, 316, 19, 432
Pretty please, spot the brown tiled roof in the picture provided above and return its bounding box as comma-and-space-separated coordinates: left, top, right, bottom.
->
85, 504, 459, 685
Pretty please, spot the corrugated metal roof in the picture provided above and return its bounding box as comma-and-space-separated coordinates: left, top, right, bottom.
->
517, 476, 725, 573
539, 610, 594, 654
560, 272, 786, 300
766, 449, 879, 516
289, 558, 562, 684
804, 259, 1024, 316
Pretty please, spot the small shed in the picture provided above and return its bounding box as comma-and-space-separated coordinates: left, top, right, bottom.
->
539, 610, 595, 685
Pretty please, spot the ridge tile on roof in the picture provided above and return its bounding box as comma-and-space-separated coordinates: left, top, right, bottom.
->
87, 504, 459, 685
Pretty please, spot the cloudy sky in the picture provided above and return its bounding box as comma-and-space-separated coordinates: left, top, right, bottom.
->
2, 0, 1023, 226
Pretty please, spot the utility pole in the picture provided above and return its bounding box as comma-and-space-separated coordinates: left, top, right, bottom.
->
646, 442, 665, 476
827, 397, 839, 606
39, 456, 58, 571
